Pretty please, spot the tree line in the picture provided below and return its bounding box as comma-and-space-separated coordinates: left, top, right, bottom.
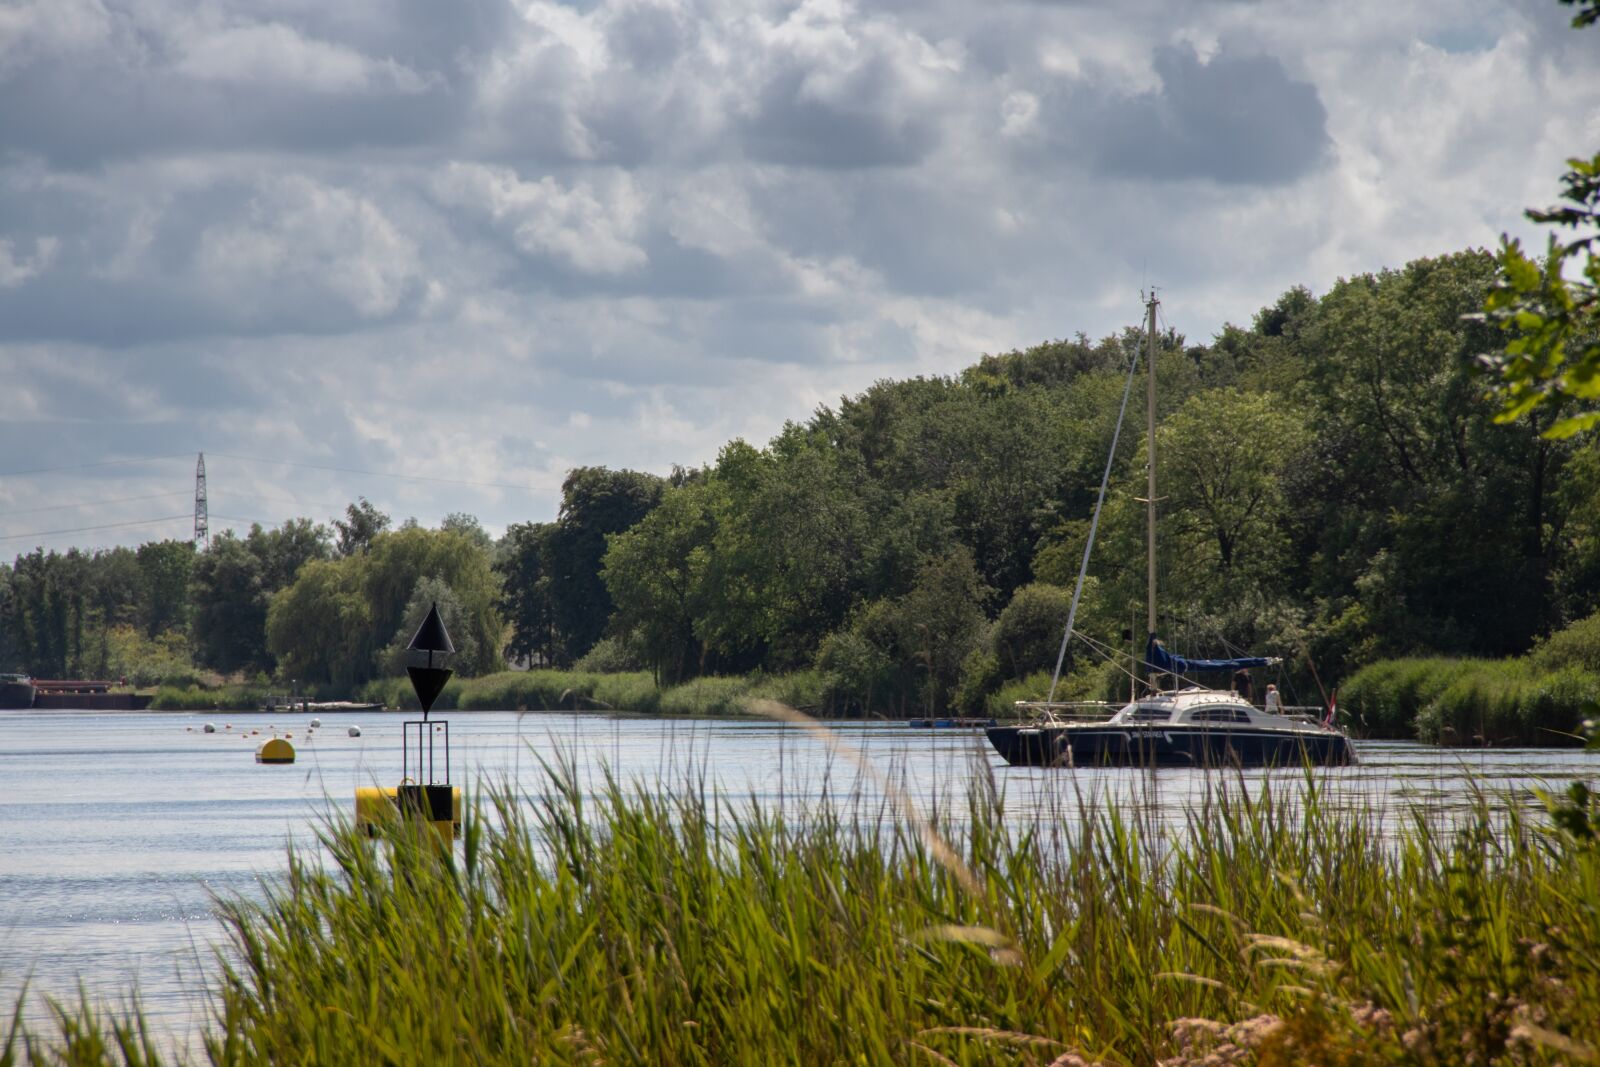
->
3, 249, 1597, 712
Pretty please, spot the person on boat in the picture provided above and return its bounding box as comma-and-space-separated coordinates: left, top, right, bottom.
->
1264, 684, 1281, 714
1234, 669, 1254, 704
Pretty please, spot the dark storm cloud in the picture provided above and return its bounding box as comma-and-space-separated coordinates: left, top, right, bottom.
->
0, 4, 483, 169
606, 1, 693, 72
0, 170, 425, 345
1036, 44, 1331, 185
738, 54, 941, 168
1, 62, 465, 170
272, 0, 517, 75
0, 270, 420, 347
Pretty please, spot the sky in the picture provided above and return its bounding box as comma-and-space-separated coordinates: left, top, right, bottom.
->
1, 0, 1597, 552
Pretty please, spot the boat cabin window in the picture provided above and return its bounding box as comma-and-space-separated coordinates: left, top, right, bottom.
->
1128, 707, 1173, 722
1189, 706, 1250, 724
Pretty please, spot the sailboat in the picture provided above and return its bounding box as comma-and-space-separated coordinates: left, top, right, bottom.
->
984, 295, 1355, 769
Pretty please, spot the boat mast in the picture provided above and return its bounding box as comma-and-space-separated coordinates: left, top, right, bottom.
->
1144, 293, 1159, 649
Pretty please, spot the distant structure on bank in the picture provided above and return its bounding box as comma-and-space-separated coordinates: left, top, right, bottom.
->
194, 452, 208, 547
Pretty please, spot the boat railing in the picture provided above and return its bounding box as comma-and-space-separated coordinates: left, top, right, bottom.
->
1012, 700, 1121, 723
1278, 704, 1325, 719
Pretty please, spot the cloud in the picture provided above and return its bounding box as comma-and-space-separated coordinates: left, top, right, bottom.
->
173, 22, 435, 94
735, 0, 960, 168
0, 237, 56, 287
2, 0, 1598, 550
0, 2, 470, 167
738, 55, 939, 167
1023, 43, 1332, 185
432, 164, 649, 275
0, 168, 426, 344
193, 176, 422, 320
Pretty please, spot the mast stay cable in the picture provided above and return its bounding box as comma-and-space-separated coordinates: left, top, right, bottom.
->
1044, 340, 1144, 704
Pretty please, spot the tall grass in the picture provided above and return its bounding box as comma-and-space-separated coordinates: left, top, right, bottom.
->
9, 755, 1600, 1065
148, 683, 272, 712
1342, 656, 1600, 745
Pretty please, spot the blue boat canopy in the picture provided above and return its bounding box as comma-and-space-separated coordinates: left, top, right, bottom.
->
1146, 635, 1276, 675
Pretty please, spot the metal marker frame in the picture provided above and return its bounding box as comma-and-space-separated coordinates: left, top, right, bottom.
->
401, 717, 451, 786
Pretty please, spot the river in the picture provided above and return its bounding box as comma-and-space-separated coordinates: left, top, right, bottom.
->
1, 707, 1595, 1052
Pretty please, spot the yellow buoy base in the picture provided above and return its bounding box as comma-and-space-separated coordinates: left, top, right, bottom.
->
255, 737, 296, 764
356, 784, 461, 841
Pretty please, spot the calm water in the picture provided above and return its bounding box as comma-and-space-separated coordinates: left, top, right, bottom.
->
1, 707, 1596, 1050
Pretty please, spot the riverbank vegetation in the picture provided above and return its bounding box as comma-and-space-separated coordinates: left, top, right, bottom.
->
6, 250, 1600, 740
7, 761, 1600, 1064
355, 668, 826, 717
1339, 610, 1600, 746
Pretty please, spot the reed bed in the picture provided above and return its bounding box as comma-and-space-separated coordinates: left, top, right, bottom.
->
148, 683, 274, 712
1341, 657, 1600, 745
358, 670, 827, 717
7, 748, 1600, 1066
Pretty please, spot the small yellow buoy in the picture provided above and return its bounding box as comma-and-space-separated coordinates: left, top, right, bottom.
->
256, 737, 295, 764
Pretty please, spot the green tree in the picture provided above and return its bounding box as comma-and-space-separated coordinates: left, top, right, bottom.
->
266, 525, 503, 687
80, 546, 140, 676
0, 547, 155, 678
356, 527, 503, 679
1550, 437, 1600, 622
602, 483, 714, 684
0, 564, 18, 671
265, 559, 370, 689
543, 467, 665, 664
1158, 389, 1310, 588
103, 624, 195, 687
830, 379, 1075, 605
815, 614, 895, 716
497, 521, 559, 667
1296, 251, 1575, 659
135, 540, 193, 638
691, 436, 878, 670
990, 583, 1075, 680
190, 533, 271, 674
814, 549, 990, 716
376, 577, 483, 678
334, 498, 390, 557
5, 549, 87, 677
246, 519, 331, 592
441, 513, 492, 551
1479, 1, 1600, 437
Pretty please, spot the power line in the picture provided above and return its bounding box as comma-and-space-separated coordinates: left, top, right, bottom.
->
0, 515, 192, 544
213, 490, 370, 514
0, 454, 192, 479
0, 491, 190, 518
210, 513, 303, 527
205, 451, 558, 493
0, 450, 560, 495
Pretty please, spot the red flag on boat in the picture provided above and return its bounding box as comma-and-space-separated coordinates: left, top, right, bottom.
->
1323, 690, 1337, 727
